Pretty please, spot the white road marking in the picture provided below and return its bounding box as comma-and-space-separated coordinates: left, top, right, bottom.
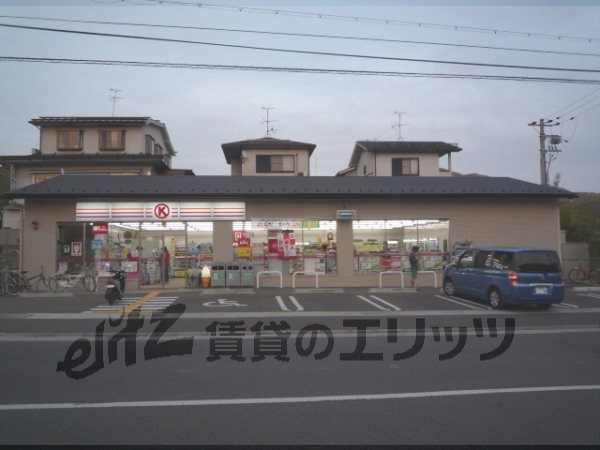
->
288, 296, 304, 311
357, 295, 389, 311
369, 295, 401, 311
434, 294, 486, 310
1, 385, 598, 411
85, 297, 178, 313
275, 295, 290, 311
579, 293, 600, 299
561, 303, 579, 308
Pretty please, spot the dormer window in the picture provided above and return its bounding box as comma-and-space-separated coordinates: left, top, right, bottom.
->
145, 135, 155, 154
57, 130, 83, 151
256, 155, 295, 173
99, 129, 125, 150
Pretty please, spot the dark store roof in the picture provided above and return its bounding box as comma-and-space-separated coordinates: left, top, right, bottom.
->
28, 116, 176, 155
349, 141, 462, 167
5, 175, 576, 200
221, 137, 316, 164
0, 154, 169, 167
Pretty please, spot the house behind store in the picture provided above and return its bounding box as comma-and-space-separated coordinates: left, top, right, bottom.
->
1, 116, 575, 288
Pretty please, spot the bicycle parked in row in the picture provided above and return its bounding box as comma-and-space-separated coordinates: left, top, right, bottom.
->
50, 264, 97, 293
568, 260, 600, 284
5, 266, 55, 295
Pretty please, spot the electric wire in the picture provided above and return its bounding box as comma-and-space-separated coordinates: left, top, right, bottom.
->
1, 56, 598, 84
132, 0, 600, 44
1, 14, 598, 58
1, 22, 599, 74
544, 87, 600, 119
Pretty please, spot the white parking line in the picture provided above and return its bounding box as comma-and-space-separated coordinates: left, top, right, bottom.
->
1, 385, 598, 411
369, 295, 401, 311
434, 294, 487, 310
579, 293, 600, 299
558, 303, 578, 308
275, 295, 290, 311
288, 296, 304, 311
356, 295, 390, 311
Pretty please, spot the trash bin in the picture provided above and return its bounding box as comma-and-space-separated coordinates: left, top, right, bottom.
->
240, 263, 255, 288
210, 262, 226, 287
225, 262, 241, 287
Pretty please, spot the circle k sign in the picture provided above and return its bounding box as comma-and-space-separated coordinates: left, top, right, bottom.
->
153, 203, 171, 219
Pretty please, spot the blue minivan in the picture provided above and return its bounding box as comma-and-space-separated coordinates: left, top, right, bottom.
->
442, 247, 565, 309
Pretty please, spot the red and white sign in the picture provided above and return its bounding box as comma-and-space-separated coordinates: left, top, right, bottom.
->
153, 203, 171, 219
92, 223, 108, 234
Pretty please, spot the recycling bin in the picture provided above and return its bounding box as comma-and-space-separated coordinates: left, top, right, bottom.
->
225, 262, 241, 287
240, 263, 255, 288
210, 262, 226, 287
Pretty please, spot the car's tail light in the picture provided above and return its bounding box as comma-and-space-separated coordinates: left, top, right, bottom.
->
508, 270, 518, 286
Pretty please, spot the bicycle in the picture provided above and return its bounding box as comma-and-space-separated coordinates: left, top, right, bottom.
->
568, 261, 600, 284
49, 265, 97, 293
6, 266, 54, 295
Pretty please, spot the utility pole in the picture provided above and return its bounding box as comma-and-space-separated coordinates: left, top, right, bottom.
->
109, 88, 123, 116
261, 107, 278, 137
393, 111, 407, 141
528, 118, 562, 186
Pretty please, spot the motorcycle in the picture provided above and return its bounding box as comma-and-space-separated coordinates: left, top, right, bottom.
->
105, 270, 126, 305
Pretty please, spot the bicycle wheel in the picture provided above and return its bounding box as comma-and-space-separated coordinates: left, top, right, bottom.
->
590, 268, 600, 285
48, 275, 68, 293
83, 275, 97, 292
568, 268, 586, 283
6, 278, 23, 296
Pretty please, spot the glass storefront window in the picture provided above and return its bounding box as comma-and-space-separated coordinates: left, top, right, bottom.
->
232, 219, 337, 275
57, 223, 85, 273
352, 219, 450, 273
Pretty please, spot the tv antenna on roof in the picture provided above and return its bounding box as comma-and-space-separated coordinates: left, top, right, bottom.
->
109, 88, 123, 116
393, 111, 409, 141
260, 107, 278, 137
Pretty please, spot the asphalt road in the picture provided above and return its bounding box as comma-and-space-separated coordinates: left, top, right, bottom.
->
0, 286, 599, 445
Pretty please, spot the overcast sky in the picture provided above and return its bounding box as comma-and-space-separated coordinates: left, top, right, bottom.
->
0, 0, 599, 192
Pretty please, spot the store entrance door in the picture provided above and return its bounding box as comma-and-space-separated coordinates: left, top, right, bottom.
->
139, 230, 187, 288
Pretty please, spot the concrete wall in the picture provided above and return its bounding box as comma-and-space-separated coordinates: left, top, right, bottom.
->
20, 196, 562, 288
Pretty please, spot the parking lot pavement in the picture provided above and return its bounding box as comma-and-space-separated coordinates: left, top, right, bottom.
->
1, 286, 598, 316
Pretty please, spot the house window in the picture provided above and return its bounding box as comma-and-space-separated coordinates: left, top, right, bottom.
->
145, 135, 155, 154
392, 158, 419, 176
256, 155, 295, 173
57, 130, 83, 151
99, 129, 125, 150
153, 143, 163, 155
33, 173, 60, 184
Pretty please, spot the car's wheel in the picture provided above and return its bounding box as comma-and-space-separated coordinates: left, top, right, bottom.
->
443, 278, 456, 296
568, 268, 585, 283
488, 287, 503, 309
536, 304, 552, 310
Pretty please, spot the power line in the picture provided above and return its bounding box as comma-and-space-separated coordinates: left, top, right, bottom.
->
1, 14, 598, 59
2, 22, 599, 74
1, 56, 599, 84
545, 87, 600, 119
132, 0, 600, 44
569, 101, 600, 119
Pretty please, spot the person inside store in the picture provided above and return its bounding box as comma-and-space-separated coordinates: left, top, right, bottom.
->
409, 245, 420, 288
161, 246, 171, 282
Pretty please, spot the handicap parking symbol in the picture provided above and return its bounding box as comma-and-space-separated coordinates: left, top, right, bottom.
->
203, 298, 247, 308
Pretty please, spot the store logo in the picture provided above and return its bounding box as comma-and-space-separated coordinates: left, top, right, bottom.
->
154, 203, 170, 219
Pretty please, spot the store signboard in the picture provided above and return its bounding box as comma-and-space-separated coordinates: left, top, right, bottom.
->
92, 223, 109, 234
251, 218, 302, 229
76, 202, 245, 221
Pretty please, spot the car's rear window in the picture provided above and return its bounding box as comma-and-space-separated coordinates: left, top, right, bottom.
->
514, 251, 561, 273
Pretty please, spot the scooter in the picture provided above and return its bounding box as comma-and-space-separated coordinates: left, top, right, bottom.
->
105, 270, 126, 305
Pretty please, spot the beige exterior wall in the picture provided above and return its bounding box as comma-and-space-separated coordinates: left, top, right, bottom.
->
240, 149, 310, 176
38, 125, 170, 159
20, 196, 562, 288
230, 159, 242, 176
14, 164, 156, 189
353, 152, 440, 176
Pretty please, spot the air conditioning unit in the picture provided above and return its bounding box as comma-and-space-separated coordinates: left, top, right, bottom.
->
336, 210, 357, 220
